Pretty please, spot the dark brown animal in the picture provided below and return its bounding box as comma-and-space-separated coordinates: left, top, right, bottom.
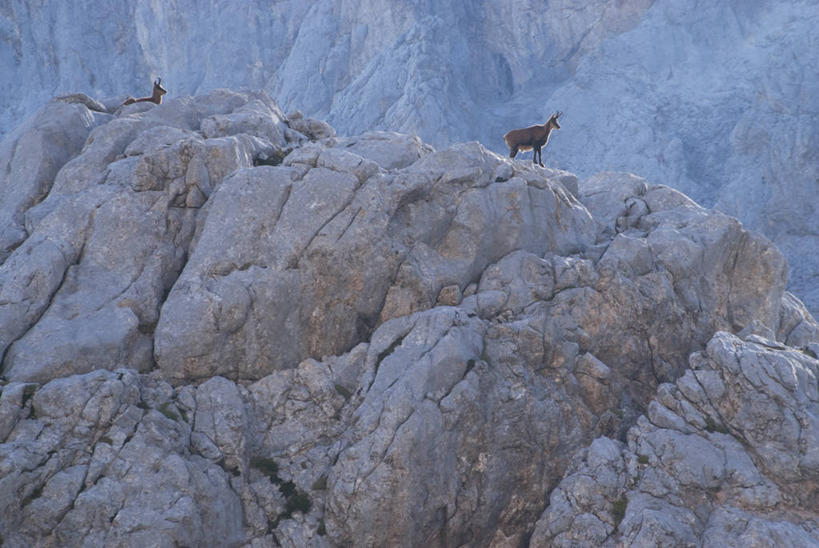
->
504, 111, 562, 167
123, 78, 167, 106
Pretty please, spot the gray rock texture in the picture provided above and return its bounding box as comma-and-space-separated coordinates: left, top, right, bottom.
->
0, 90, 817, 546
531, 331, 819, 547
2, 0, 818, 316
1, 89, 292, 383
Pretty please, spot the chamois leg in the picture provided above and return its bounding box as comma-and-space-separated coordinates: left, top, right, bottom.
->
535, 146, 544, 167
509, 146, 519, 159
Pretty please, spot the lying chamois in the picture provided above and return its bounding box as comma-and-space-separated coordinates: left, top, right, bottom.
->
504, 111, 562, 167
123, 78, 167, 106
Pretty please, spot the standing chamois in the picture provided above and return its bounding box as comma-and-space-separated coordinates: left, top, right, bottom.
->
504, 111, 562, 167
123, 78, 167, 106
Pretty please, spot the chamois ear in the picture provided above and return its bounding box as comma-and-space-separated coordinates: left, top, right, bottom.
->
155, 77, 161, 86
555, 111, 563, 119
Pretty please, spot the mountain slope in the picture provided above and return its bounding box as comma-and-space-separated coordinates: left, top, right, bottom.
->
0, 90, 817, 546
2, 0, 816, 316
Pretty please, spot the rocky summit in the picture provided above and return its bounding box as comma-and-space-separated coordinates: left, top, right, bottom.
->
0, 91, 817, 547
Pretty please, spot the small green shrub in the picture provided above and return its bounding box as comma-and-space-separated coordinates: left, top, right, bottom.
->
158, 402, 179, 422
253, 149, 287, 167
22, 485, 43, 507
317, 519, 326, 536
334, 383, 352, 399
251, 457, 281, 483
21, 384, 37, 406
637, 455, 649, 465
612, 496, 628, 529
279, 480, 296, 498
704, 416, 729, 434
283, 490, 312, 517
375, 334, 406, 371
311, 474, 328, 491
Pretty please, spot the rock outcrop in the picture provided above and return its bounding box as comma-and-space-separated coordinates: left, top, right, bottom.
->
531, 331, 819, 546
0, 90, 817, 546
2, 0, 818, 317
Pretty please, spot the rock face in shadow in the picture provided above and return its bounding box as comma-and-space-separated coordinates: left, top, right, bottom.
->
0, 90, 817, 546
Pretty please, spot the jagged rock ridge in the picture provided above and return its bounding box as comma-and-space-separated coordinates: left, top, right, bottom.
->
2, 0, 818, 317
0, 91, 817, 547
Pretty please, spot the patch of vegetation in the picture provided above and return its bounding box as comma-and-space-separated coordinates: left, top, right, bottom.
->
317, 519, 326, 536
375, 333, 407, 372
157, 402, 179, 422
465, 359, 476, 374
253, 149, 288, 167
99, 435, 114, 445
22, 485, 43, 507
311, 474, 328, 491
704, 416, 730, 434
279, 480, 297, 498
637, 455, 649, 465
136, 401, 149, 410
137, 321, 157, 335
251, 456, 314, 524
612, 496, 628, 529
282, 489, 312, 518
21, 384, 37, 406
334, 383, 352, 400
250, 456, 282, 484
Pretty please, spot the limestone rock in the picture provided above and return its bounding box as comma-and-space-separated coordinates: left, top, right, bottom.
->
532, 332, 819, 546
287, 110, 336, 141
154, 139, 597, 382
0, 100, 102, 262
0, 90, 295, 383
0, 370, 245, 547
2, 1, 818, 315
0, 89, 816, 547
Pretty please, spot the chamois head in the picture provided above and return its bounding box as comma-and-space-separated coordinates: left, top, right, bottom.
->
548, 111, 562, 130
153, 78, 167, 99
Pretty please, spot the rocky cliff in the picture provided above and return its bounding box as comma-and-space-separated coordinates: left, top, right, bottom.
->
2, 0, 818, 317
0, 91, 817, 547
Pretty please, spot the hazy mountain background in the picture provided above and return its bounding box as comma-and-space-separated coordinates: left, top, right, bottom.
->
2, 0, 817, 313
